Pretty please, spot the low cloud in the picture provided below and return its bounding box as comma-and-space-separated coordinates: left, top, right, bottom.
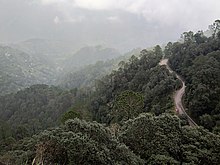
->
107, 16, 120, 22
54, 16, 60, 24
39, 0, 220, 30
1, 0, 220, 51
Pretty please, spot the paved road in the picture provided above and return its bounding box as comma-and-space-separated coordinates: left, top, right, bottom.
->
159, 59, 197, 126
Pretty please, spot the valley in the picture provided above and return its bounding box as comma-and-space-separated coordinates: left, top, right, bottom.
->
0, 1, 220, 163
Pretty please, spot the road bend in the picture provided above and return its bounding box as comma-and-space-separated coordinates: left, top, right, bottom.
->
159, 59, 197, 127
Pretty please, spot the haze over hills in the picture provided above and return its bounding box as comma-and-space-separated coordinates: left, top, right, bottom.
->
0, 45, 57, 95
58, 48, 141, 89
10, 38, 77, 66
63, 45, 121, 71
1, 0, 220, 164
10, 39, 122, 68
1, 25, 220, 164
0, 41, 128, 95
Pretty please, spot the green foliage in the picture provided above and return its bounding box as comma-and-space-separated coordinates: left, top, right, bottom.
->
119, 113, 182, 160
0, 84, 75, 139
168, 23, 220, 131
112, 90, 144, 123
61, 108, 82, 124
181, 31, 195, 43
58, 60, 117, 89
209, 19, 220, 38
1, 21, 220, 165
147, 155, 179, 165
0, 136, 37, 165
1, 114, 220, 164
90, 45, 179, 123
3, 119, 145, 165
118, 113, 220, 164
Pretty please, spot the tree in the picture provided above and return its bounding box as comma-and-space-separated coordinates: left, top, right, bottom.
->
154, 45, 163, 57
200, 114, 215, 131
60, 108, 82, 124
0, 121, 12, 140
181, 31, 194, 42
119, 113, 220, 164
119, 113, 182, 161
209, 20, 220, 38
32, 119, 145, 165
164, 42, 173, 58
194, 30, 206, 44
147, 155, 179, 165
112, 90, 144, 123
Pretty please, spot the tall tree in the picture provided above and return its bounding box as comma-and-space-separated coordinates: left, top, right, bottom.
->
112, 90, 144, 123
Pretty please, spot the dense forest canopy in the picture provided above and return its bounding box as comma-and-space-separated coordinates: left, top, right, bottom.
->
0, 20, 220, 164
1, 115, 220, 164
0, 85, 75, 139
89, 45, 180, 124
166, 21, 220, 132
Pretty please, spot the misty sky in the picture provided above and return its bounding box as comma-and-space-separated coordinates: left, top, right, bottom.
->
0, 0, 220, 51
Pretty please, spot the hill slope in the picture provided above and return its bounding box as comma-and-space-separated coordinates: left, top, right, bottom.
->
1, 21, 220, 165
0, 84, 75, 137
57, 48, 141, 89
166, 30, 220, 132
0, 46, 57, 95
63, 45, 121, 71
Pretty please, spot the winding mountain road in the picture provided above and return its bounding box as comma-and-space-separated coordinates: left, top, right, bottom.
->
159, 59, 197, 127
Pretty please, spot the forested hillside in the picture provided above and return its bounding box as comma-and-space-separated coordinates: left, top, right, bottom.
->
0, 85, 76, 138
165, 20, 220, 132
58, 48, 141, 89
0, 21, 220, 165
90, 45, 180, 123
0, 46, 57, 95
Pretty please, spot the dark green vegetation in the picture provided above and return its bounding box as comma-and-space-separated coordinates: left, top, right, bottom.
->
119, 113, 220, 165
90, 46, 179, 123
111, 90, 144, 123
1, 115, 220, 164
1, 21, 220, 164
0, 85, 94, 163
166, 20, 220, 132
0, 85, 75, 139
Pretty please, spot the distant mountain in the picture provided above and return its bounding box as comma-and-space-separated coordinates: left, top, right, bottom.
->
10, 38, 77, 67
12, 39, 123, 72
63, 45, 121, 71
0, 41, 135, 95
0, 45, 57, 95
58, 48, 141, 89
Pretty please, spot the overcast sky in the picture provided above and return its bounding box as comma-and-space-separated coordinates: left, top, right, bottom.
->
0, 0, 220, 51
